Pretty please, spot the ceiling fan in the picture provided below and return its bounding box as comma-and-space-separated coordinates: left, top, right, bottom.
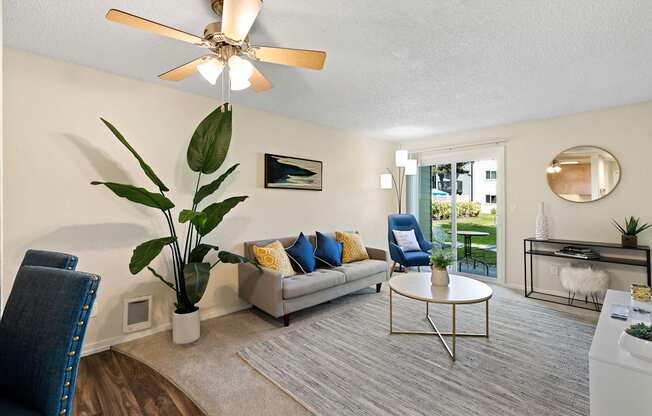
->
106, 0, 327, 92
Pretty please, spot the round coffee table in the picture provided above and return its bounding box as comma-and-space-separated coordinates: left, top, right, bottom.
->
389, 272, 493, 361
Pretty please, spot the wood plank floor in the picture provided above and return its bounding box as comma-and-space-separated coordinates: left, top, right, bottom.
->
73, 349, 206, 416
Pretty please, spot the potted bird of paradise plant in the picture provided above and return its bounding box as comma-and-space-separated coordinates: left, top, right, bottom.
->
92, 103, 258, 344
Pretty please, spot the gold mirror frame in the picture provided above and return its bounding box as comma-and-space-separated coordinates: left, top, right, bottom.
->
546, 145, 621, 203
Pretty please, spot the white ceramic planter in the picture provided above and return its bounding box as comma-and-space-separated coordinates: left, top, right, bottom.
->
619, 331, 652, 362
431, 267, 450, 286
172, 309, 200, 344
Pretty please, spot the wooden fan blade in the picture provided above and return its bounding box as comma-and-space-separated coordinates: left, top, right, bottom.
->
249, 64, 272, 92
159, 56, 211, 81
251, 46, 326, 70
106, 9, 204, 45
221, 0, 262, 42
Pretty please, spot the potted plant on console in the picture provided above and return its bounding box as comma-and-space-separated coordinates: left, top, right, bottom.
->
91, 104, 258, 344
430, 249, 453, 286
612, 216, 652, 248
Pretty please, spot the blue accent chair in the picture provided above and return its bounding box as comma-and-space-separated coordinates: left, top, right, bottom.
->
0, 257, 99, 416
388, 214, 433, 275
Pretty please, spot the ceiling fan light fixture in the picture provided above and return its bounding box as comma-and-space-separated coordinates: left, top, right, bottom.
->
197, 59, 224, 85
228, 55, 254, 82
230, 77, 252, 91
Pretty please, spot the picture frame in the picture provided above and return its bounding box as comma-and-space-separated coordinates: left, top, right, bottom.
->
264, 153, 323, 191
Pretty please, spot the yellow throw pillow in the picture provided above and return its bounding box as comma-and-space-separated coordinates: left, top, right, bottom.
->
335, 231, 369, 263
252, 241, 295, 277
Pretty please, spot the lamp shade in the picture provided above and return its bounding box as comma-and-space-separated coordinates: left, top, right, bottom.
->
395, 150, 408, 167
197, 59, 224, 85
380, 173, 393, 189
405, 159, 417, 175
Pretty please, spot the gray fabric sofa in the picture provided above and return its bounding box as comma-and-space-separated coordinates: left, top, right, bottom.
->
239, 233, 388, 326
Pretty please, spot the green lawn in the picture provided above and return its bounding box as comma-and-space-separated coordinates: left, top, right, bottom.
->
433, 213, 497, 264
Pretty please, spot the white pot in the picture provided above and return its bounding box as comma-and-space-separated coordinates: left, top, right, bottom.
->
619, 331, 652, 362
431, 267, 450, 287
172, 309, 200, 344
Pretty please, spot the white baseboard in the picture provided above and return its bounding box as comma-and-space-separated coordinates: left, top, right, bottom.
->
81, 303, 251, 356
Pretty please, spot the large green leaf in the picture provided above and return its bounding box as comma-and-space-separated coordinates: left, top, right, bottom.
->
183, 262, 211, 305
188, 244, 219, 263
91, 182, 175, 210
187, 105, 232, 174
194, 163, 239, 205
129, 237, 177, 274
218, 251, 262, 271
197, 196, 248, 236
100, 118, 169, 192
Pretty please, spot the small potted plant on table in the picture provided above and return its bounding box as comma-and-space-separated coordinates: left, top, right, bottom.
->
430, 249, 453, 286
612, 216, 652, 248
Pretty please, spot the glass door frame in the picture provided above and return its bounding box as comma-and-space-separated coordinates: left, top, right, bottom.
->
410, 145, 505, 284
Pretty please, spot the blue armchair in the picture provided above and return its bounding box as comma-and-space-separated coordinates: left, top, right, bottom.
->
0, 257, 99, 416
388, 214, 433, 275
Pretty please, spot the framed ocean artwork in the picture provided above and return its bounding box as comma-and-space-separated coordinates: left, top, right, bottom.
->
264, 153, 323, 191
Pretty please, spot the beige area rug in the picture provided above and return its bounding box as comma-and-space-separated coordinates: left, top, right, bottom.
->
239, 293, 595, 416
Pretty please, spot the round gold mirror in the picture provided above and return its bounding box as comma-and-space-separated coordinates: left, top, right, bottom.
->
546, 146, 621, 203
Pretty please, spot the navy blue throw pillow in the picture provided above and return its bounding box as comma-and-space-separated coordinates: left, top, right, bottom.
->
314, 232, 343, 268
285, 233, 316, 273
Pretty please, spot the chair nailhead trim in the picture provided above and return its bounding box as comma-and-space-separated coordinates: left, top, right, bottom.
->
61, 395, 68, 401
67, 351, 76, 356
60, 409, 67, 415
72, 336, 80, 341
82, 305, 89, 310
78, 321, 84, 326
65, 366, 73, 372
64, 381, 71, 387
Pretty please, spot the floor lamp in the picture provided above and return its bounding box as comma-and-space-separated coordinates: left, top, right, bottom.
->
381, 150, 417, 214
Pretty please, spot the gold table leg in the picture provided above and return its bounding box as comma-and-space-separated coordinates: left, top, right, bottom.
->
389, 292, 491, 362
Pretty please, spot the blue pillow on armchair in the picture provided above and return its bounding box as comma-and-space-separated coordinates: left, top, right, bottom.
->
314, 231, 343, 268
286, 233, 316, 273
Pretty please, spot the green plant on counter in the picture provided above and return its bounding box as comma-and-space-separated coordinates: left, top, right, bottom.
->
430, 249, 453, 270
91, 104, 259, 314
612, 216, 652, 236
626, 322, 652, 341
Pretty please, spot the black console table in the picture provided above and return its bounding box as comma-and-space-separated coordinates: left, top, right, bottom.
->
523, 237, 651, 311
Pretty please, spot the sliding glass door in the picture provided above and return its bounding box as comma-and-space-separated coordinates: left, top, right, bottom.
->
414, 151, 501, 279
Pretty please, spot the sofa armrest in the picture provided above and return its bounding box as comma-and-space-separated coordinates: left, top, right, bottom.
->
238, 263, 285, 318
366, 247, 388, 262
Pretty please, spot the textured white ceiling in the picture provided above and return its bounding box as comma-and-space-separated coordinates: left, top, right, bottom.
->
4, 1, 652, 140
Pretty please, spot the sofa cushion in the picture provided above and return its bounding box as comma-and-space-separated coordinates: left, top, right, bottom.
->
336, 231, 369, 263
314, 231, 343, 267
282, 269, 346, 299
252, 240, 295, 277
334, 259, 388, 282
286, 233, 316, 273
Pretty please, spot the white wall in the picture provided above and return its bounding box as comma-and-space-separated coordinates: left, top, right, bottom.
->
405, 101, 652, 295
2, 48, 395, 352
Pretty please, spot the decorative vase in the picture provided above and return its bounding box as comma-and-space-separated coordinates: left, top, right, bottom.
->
619, 332, 652, 362
431, 267, 450, 286
172, 309, 200, 344
535, 202, 549, 240
622, 234, 638, 248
